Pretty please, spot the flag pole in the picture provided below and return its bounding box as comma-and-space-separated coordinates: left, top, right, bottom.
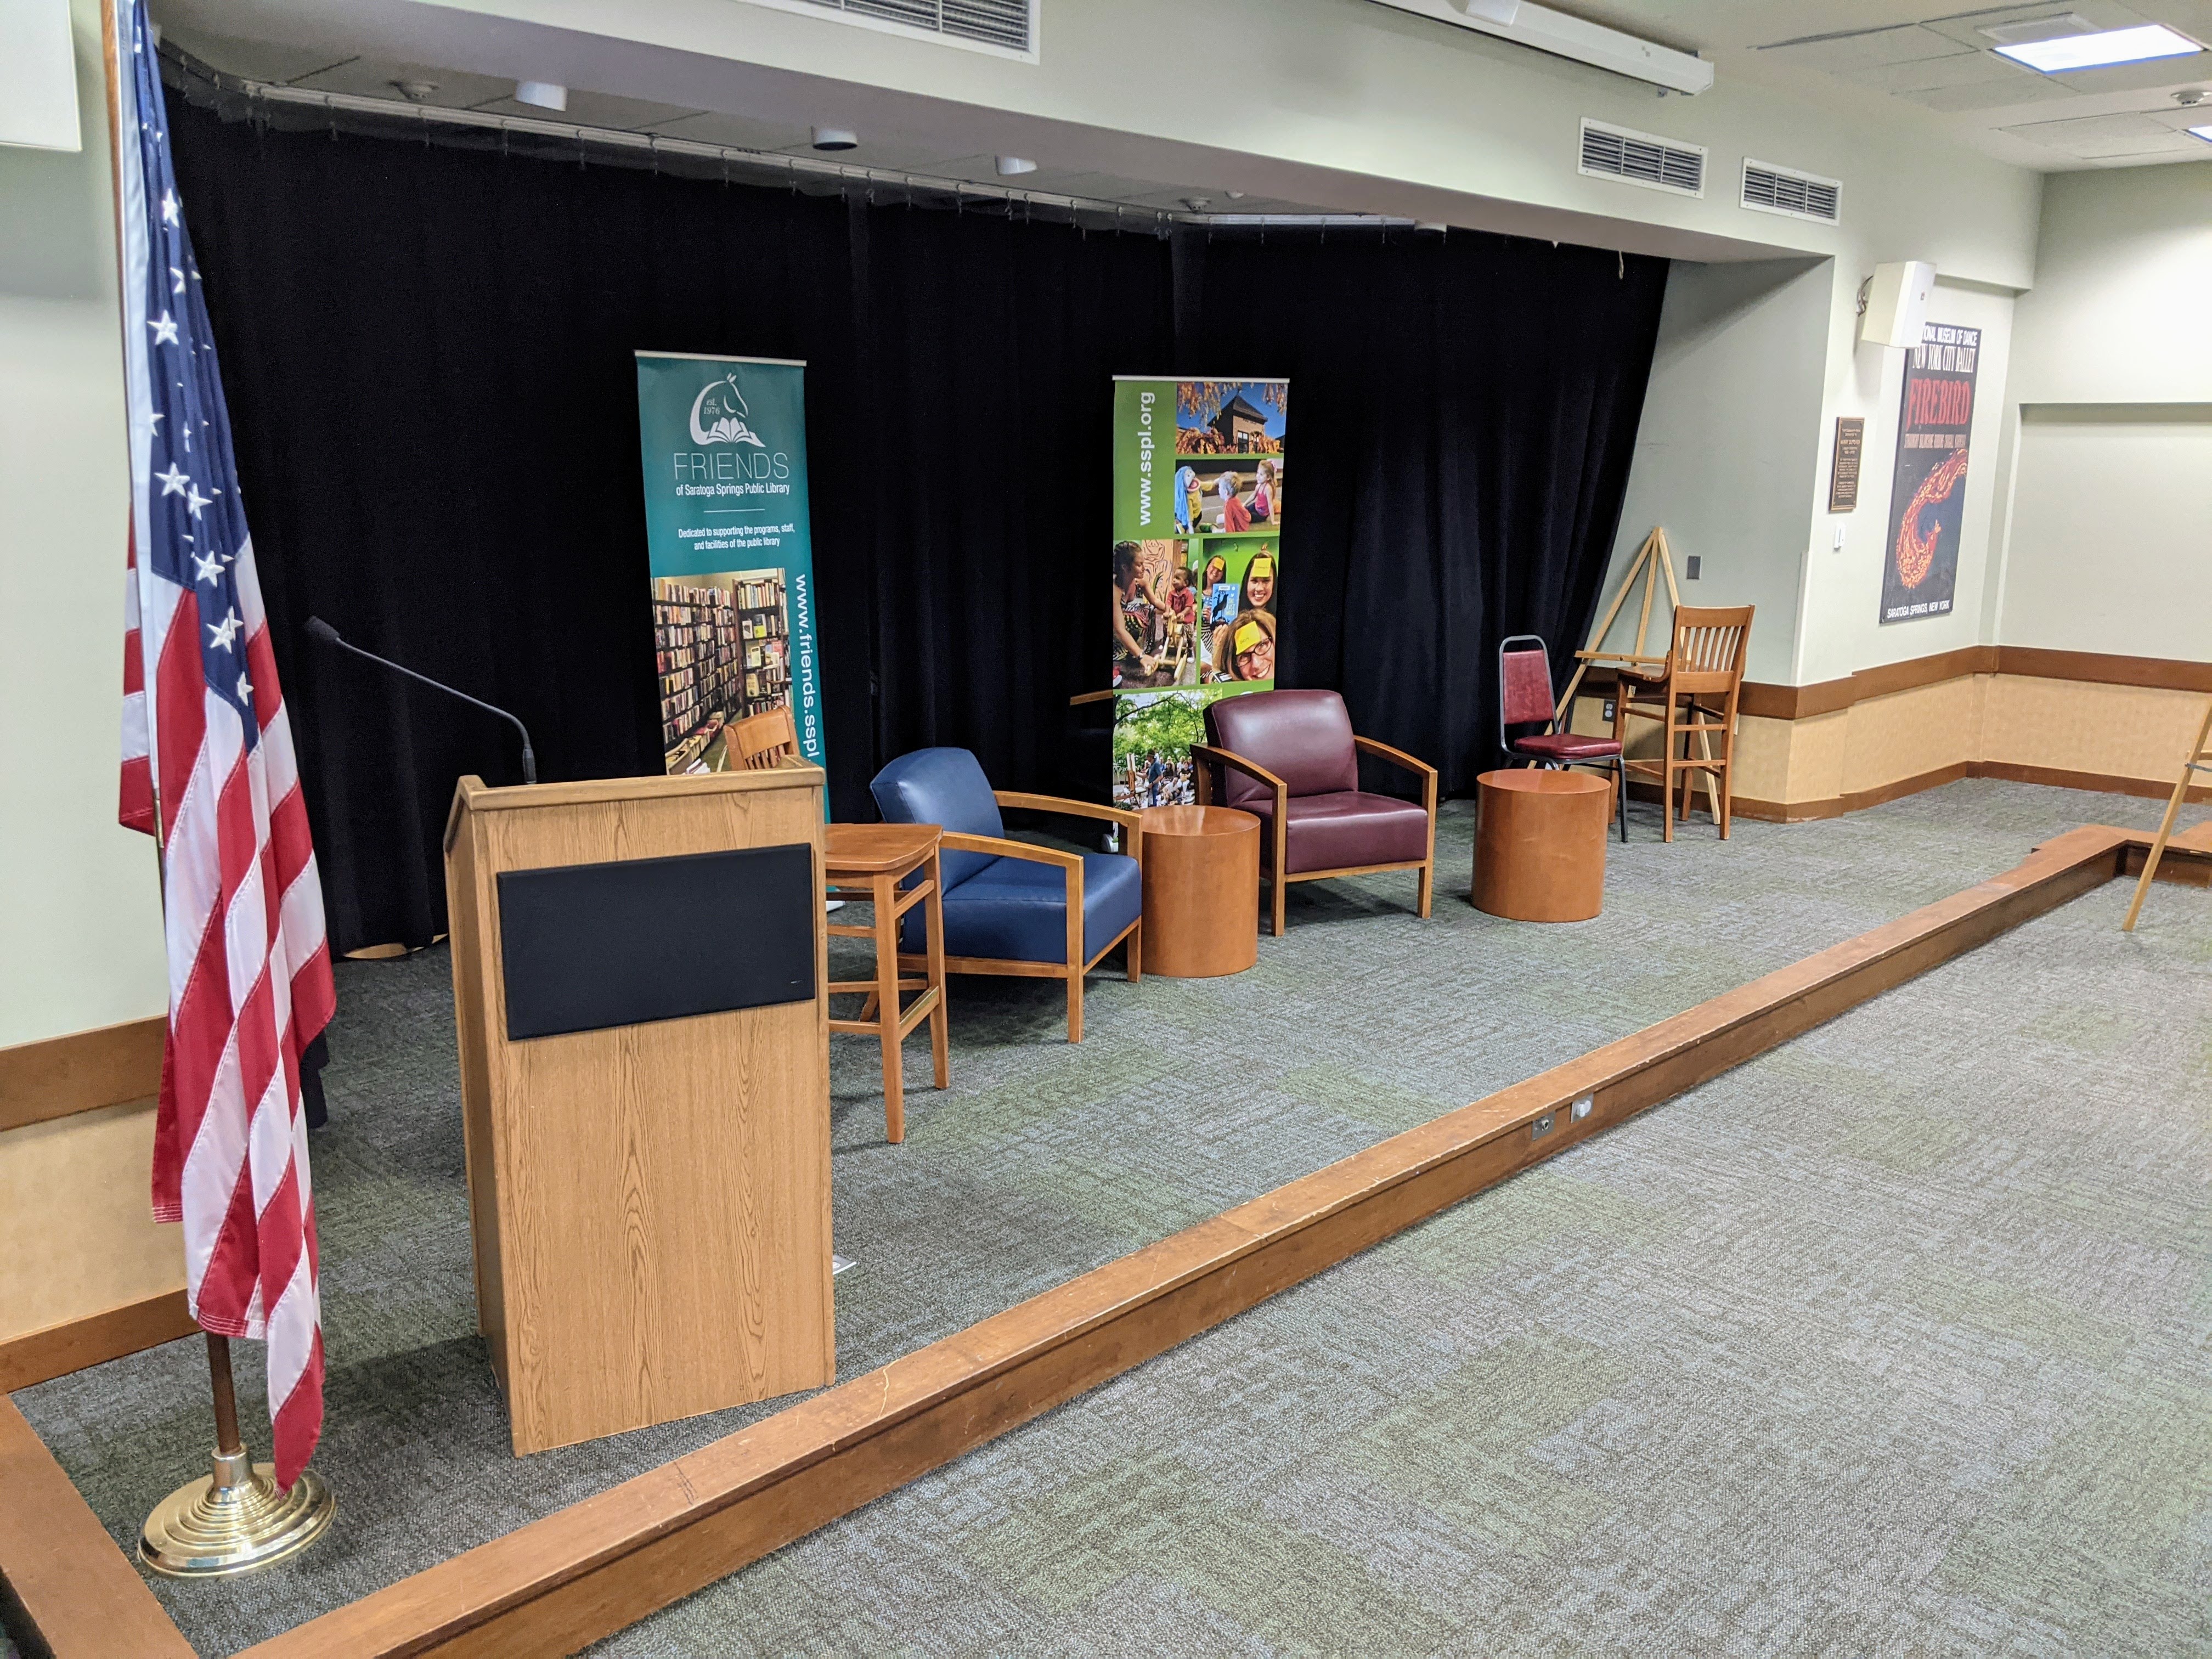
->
103, 0, 334, 1579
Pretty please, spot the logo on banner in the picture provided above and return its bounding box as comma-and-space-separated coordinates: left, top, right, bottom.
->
689, 375, 765, 448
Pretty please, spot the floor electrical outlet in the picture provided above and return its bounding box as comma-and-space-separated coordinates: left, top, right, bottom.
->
1572, 1096, 1593, 1121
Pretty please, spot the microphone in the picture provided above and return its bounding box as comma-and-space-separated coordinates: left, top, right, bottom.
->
304, 616, 538, 785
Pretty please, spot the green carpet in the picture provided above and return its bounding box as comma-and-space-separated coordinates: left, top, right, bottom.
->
597, 860, 2212, 1657
10, 781, 2205, 1655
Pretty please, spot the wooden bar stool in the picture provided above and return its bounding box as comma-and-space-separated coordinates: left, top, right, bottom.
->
823, 823, 950, 1143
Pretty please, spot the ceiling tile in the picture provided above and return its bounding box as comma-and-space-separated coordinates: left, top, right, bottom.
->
2043, 54, 2212, 95
1838, 52, 2037, 94
1759, 26, 1977, 72
470, 88, 701, 130
1903, 76, 2082, 110
640, 110, 807, 151
2004, 109, 2212, 153
288, 57, 515, 109
156, 24, 356, 84
1918, 2, 2149, 52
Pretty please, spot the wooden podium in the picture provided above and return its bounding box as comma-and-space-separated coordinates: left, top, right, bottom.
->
442, 767, 834, 1454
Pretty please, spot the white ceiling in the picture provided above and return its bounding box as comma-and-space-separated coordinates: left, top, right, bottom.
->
1562, 0, 2212, 169
153, 19, 1340, 218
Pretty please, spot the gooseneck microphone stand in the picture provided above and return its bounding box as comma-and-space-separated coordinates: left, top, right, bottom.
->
304, 616, 537, 784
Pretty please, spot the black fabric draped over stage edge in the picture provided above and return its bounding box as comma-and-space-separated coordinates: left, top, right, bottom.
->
167, 97, 1668, 954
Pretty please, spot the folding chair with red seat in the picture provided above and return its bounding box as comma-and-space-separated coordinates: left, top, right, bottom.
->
1499, 634, 1627, 843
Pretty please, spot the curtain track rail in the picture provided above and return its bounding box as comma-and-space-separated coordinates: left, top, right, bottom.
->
160, 43, 1418, 233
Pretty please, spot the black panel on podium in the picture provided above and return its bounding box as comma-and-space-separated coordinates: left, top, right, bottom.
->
496, 843, 815, 1040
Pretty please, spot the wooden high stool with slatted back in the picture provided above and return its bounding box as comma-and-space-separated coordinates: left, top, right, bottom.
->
1612, 605, 1754, 842
823, 823, 950, 1142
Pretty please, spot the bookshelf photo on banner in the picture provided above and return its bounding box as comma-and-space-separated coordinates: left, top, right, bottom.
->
636, 351, 827, 774
1109, 376, 1289, 811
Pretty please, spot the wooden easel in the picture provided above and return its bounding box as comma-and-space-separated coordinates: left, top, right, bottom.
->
1553, 526, 1679, 726
1553, 526, 1719, 825
2120, 692, 2212, 932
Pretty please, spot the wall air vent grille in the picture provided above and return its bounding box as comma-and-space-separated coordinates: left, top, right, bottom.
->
1741, 159, 1842, 224
1578, 119, 1706, 197
784, 0, 1034, 55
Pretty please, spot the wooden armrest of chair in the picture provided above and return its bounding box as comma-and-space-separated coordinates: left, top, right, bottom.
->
1189, 742, 1287, 797
991, 792, 1142, 861
937, 831, 1083, 872
1353, 735, 1438, 815
1351, 735, 1436, 781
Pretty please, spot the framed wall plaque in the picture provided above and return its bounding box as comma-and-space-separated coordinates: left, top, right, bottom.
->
1829, 416, 1864, 512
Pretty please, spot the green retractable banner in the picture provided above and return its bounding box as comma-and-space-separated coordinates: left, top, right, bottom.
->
1109, 377, 1288, 809
635, 351, 826, 776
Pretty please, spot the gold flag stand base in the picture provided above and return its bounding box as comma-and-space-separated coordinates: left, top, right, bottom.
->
139, 1333, 336, 1577
140, 1447, 335, 1578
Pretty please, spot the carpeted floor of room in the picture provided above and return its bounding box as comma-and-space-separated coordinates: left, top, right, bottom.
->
13, 781, 2209, 1655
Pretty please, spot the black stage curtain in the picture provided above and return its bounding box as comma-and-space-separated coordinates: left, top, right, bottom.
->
168, 97, 1664, 955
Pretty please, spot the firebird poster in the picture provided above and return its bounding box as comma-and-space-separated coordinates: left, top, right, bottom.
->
1109, 377, 1289, 810
1879, 321, 1979, 625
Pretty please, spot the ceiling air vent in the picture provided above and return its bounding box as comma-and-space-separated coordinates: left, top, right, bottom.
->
1741, 159, 1842, 224
779, 0, 1035, 56
1578, 119, 1706, 197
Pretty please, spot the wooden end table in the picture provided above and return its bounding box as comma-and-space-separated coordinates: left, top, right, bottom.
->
1137, 804, 1261, 977
1472, 769, 1611, 922
824, 823, 949, 1143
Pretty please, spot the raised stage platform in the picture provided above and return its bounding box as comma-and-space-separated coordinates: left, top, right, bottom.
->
7, 780, 2205, 1656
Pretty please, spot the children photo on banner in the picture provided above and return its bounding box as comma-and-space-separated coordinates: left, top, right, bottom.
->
635, 352, 827, 774
1110, 378, 1288, 810
1879, 322, 1979, 626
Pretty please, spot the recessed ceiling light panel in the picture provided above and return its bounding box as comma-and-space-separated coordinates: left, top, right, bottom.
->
1993, 23, 2202, 73
2189, 122, 2212, 143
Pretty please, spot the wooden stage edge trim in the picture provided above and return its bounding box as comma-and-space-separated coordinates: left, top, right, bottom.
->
0, 1397, 196, 1658
9, 827, 2205, 1658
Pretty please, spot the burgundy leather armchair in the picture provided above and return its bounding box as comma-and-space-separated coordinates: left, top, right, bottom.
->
1193, 690, 1437, 936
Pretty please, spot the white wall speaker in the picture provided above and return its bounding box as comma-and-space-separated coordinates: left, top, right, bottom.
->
1859, 261, 1936, 349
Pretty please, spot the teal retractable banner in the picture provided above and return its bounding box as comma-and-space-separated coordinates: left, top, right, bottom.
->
635, 351, 826, 776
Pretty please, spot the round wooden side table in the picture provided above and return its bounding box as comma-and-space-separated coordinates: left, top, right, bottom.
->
1473, 769, 1611, 922
1137, 804, 1261, 977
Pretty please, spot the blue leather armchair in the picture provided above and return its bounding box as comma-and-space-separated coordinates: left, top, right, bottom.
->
870, 749, 1143, 1042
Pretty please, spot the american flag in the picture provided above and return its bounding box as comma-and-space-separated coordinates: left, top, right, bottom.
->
114, 0, 335, 1490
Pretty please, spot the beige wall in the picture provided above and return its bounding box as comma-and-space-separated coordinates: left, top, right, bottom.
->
1796, 279, 2019, 686
1601, 258, 1828, 686
2, 0, 168, 1050
2000, 409, 2212, 660
1678, 673, 2207, 816
2006, 162, 2212, 408
1, 0, 182, 1347
1991, 162, 2212, 661
1, 1103, 180, 1342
